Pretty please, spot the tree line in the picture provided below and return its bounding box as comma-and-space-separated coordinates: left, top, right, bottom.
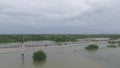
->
0, 34, 120, 43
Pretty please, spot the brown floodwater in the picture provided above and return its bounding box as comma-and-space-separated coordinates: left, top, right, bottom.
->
0, 44, 120, 68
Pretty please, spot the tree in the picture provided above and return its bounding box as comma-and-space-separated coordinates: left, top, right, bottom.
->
85, 44, 99, 50
33, 50, 46, 61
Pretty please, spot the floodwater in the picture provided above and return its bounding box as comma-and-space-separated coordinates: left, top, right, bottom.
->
0, 43, 120, 68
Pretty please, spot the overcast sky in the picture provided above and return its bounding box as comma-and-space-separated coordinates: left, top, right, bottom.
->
0, 0, 120, 34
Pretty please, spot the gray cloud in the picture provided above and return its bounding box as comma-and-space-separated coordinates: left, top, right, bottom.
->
0, 0, 120, 34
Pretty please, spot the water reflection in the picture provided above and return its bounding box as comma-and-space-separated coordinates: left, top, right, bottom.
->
60, 45, 63, 56
21, 58, 26, 68
85, 49, 99, 52
33, 60, 46, 67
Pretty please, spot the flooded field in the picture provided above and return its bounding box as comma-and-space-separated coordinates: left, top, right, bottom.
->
0, 42, 120, 68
